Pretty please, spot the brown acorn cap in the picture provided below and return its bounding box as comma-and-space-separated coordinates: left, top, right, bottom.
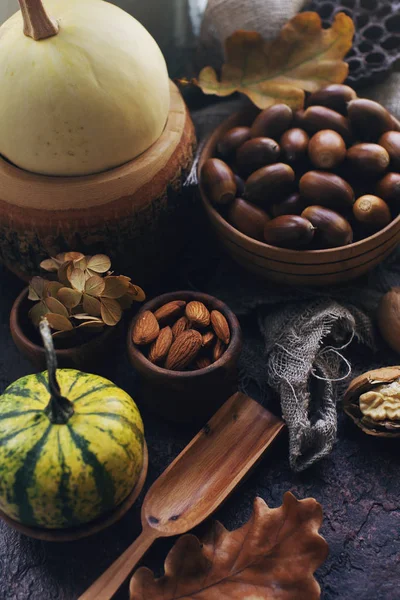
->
343, 367, 400, 438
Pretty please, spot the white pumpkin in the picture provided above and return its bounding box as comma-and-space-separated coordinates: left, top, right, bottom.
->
0, 0, 170, 176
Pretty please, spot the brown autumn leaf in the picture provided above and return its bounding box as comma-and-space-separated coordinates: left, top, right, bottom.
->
73, 255, 88, 271
46, 281, 64, 298
45, 313, 74, 332
118, 283, 146, 309
40, 258, 61, 272
85, 275, 105, 297
101, 297, 122, 326
28, 276, 47, 301
62, 251, 85, 263
197, 12, 354, 109
102, 276, 129, 299
57, 287, 82, 309
76, 320, 104, 332
45, 297, 70, 318
87, 254, 111, 274
72, 314, 105, 321
83, 294, 102, 317
41, 252, 85, 273
128, 284, 146, 303
58, 261, 74, 287
29, 302, 49, 327
69, 268, 86, 292
130, 492, 328, 600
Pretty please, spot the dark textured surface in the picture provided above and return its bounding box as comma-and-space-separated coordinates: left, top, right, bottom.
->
0, 247, 400, 600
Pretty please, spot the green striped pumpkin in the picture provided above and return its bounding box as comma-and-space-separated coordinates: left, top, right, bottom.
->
0, 369, 144, 529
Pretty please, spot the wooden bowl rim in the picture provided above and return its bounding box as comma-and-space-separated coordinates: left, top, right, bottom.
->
10, 287, 115, 360
198, 108, 400, 259
0, 441, 148, 541
127, 290, 242, 379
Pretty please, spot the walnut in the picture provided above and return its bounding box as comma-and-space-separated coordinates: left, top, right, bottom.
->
359, 380, 400, 422
343, 367, 400, 437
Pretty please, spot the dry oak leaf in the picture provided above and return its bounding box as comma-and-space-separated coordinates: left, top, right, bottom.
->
130, 492, 328, 600
197, 12, 354, 110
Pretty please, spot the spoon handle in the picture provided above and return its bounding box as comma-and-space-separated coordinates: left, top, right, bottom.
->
79, 528, 157, 600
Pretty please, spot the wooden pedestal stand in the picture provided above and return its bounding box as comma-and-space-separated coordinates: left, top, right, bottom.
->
0, 82, 196, 285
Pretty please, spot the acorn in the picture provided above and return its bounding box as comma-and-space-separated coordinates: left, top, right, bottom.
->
378, 131, 400, 171
301, 106, 352, 144
293, 109, 307, 129
347, 99, 394, 141
228, 198, 270, 241
280, 128, 309, 163
346, 143, 390, 175
263, 215, 315, 249
302, 205, 353, 248
245, 163, 295, 205
299, 171, 354, 211
308, 129, 346, 170
234, 174, 246, 198
271, 193, 305, 218
376, 172, 400, 206
390, 114, 400, 133
217, 126, 251, 161
353, 195, 391, 231
305, 84, 357, 115
250, 104, 293, 140
236, 137, 280, 176
201, 158, 237, 205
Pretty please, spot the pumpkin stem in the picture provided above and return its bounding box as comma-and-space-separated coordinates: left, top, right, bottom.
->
18, 0, 59, 41
39, 319, 74, 425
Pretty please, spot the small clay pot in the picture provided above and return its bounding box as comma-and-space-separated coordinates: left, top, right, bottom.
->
10, 288, 117, 371
127, 291, 242, 424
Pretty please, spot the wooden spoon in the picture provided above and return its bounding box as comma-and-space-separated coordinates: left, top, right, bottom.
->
79, 392, 285, 600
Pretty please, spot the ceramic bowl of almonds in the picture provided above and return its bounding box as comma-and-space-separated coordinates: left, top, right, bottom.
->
127, 291, 242, 424
199, 85, 400, 286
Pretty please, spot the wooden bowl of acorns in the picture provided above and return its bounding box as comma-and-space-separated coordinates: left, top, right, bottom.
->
127, 291, 242, 424
0, 0, 195, 285
199, 85, 400, 286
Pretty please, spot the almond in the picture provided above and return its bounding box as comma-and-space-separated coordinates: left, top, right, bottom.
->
132, 311, 159, 345
213, 338, 226, 362
202, 330, 215, 349
154, 300, 186, 325
165, 329, 202, 371
211, 310, 231, 345
185, 301, 210, 328
195, 356, 212, 370
148, 326, 173, 364
172, 315, 189, 339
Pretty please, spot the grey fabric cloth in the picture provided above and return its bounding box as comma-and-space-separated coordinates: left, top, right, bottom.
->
197, 0, 308, 69
188, 98, 399, 471
364, 68, 400, 121
261, 300, 374, 471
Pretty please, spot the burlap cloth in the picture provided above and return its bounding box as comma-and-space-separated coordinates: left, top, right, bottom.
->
197, 0, 308, 69
186, 0, 400, 471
